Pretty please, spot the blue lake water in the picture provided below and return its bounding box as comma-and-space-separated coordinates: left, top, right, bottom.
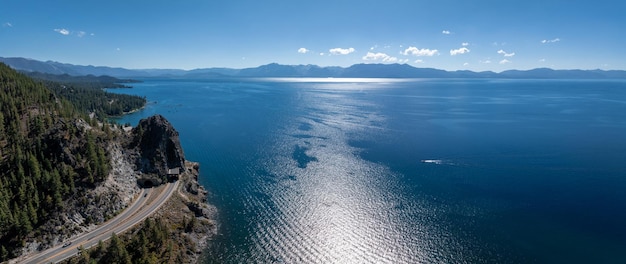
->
110, 78, 626, 263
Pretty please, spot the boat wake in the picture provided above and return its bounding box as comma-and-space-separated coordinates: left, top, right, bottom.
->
421, 159, 443, 165
420, 159, 460, 166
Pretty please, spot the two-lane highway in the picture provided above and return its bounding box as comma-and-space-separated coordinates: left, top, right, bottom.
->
19, 180, 179, 264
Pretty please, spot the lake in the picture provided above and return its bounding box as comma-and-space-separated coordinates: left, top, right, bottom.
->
110, 78, 626, 263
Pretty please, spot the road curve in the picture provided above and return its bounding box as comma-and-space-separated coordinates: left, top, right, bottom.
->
20, 180, 179, 264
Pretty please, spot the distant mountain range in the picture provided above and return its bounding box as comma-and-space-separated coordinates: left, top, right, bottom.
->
2, 56, 626, 79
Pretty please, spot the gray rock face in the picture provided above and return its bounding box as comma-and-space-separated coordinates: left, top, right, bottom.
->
130, 115, 185, 185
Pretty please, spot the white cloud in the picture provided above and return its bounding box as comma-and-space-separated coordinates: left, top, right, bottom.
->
77, 31, 86, 38
442, 30, 451, 35
329, 47, 355, 55
415, 59, 424, 63
463, 62, 469, 66
450, 47, 470, 56
497, 49, 515, 57
541, 38, 560, 44
362, 52, 402, 63
480, 60, 492, 64
539, 58, 546, 62
54, 28, 70, 35
319, 52, 325, 56
297, 48, 309, 54
3, 22, 12, 27
403, 46, 439, 56
499, 59, 511, 64
462, 42, 469, 46
362, 52, 388, 60
116, 48, 121, 51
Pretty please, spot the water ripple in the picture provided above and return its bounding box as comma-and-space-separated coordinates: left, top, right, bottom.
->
233, 85, 441, 263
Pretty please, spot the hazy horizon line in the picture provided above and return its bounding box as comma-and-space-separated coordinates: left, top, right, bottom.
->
3, 56, 625, 73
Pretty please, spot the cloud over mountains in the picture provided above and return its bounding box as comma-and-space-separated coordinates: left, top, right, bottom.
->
329, 47, 355, 55
362, 52, 405, 63
403, 47, 439, 56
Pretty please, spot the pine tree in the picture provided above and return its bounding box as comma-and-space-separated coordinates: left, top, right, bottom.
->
96, 147, 108, 181
50, 168, 63, 208
0, 111, 5, 135
0, 182, 13, 232
89, 240, 105, 261
103, 233, 132, 264
18, 209, 32, 235
27, 153, 41, 183
1, 245, 8, 262
27, 200, 37, 226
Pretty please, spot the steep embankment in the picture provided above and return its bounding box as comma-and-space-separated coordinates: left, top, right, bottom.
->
61, 115, 216, 264
0, 63, 126, 260
0, 63, 215, 263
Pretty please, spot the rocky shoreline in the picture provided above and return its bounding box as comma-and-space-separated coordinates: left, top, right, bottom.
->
148, 161, 217, 262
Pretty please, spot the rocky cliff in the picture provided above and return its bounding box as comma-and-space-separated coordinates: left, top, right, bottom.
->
129, 115, 186, 186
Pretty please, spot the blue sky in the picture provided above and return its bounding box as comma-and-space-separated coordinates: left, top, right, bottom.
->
1, 0, 624, 71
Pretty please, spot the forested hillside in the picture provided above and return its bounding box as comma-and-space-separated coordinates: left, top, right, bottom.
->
25, 72, 146, 118
43, 80, 145, 117
0, 63, 115, 261
23, 72, 139, 88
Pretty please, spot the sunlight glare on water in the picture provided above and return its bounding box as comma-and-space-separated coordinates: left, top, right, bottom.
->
240, 83, 436, 263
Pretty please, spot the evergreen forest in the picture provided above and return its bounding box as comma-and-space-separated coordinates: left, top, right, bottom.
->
0, 63, 137, 260
26, 71, 146, 118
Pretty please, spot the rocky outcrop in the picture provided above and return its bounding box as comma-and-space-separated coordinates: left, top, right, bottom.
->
129, 115, 186, 186
150, 161, 216, 262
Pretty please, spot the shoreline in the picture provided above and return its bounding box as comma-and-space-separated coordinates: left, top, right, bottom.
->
106, 104, 147, 120
122, 104, 146, 116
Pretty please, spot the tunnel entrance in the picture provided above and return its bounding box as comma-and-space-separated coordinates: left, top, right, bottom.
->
143, 180, 153, 188
137, 179, 155, 188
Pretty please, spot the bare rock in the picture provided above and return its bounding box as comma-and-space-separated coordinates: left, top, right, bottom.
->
129, 114, 186, 186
